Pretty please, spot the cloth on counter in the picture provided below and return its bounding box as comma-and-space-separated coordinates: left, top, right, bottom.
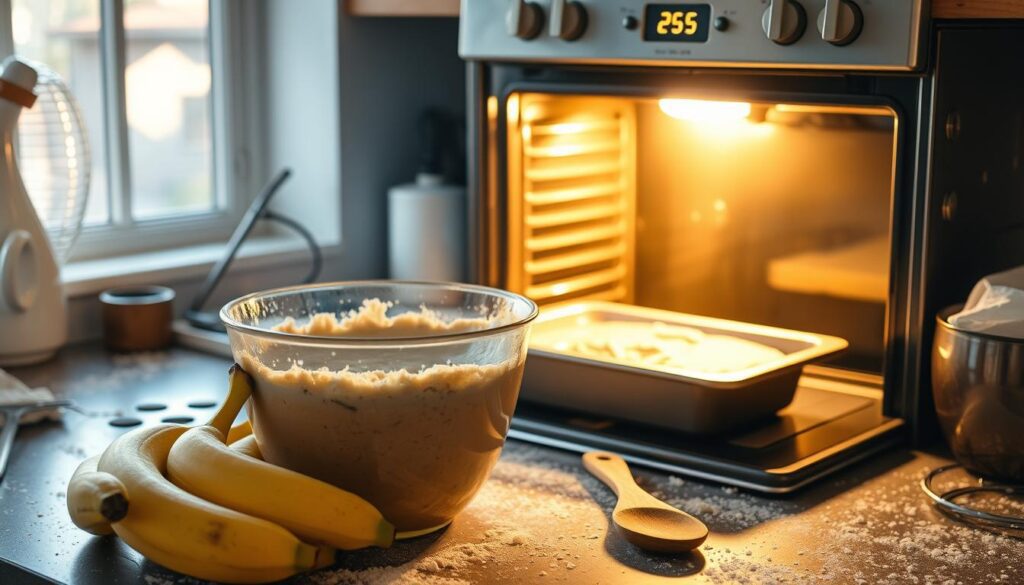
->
0, 368, 59, 425
950, 265, 1024, 338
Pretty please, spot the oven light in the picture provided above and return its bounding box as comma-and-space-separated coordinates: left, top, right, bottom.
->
658, 98, 752, 122
507, 94, 521, 125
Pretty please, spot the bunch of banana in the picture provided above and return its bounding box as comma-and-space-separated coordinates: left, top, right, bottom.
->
66, 364, 395, 584
100, 422, 335, 583
167, 369, 395, 551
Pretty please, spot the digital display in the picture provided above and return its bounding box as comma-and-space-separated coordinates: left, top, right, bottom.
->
643, 4, 711, 43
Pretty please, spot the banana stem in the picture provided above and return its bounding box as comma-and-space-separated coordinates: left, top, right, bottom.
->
209, 364, 254, 438
312, 545, 337, 570
99, 492, 129, 522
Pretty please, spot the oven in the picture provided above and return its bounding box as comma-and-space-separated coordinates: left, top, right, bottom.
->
460, 1, 1024, 491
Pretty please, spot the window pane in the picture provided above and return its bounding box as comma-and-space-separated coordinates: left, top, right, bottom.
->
13, 0, 110, 225
124, 0, 213, 220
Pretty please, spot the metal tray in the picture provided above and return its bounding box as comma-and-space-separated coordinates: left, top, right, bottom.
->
521, 301, 848, 434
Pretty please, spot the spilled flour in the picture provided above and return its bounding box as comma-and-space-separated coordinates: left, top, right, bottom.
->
656, 477, 793, 531
307, 445, 612, 585
71, 351, 180, 396
303, 448, 1023, 585
309, 527, 532, 585
695, 462, 1024, 585
137, 446, 1024, 585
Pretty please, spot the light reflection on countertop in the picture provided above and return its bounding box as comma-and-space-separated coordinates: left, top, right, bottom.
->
2, 344, 1022, 584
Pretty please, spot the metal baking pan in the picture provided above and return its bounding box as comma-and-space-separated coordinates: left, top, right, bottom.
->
521, 301, 848, 434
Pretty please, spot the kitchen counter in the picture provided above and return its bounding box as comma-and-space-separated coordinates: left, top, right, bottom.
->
1, 344, 1021, 584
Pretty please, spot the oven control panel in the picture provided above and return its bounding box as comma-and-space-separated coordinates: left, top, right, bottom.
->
460, 0, 925, 71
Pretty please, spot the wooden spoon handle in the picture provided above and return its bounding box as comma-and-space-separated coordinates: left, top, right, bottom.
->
582, 451, 638, 498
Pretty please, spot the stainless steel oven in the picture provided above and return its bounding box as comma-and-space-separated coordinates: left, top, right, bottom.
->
460, 0, 1024, 491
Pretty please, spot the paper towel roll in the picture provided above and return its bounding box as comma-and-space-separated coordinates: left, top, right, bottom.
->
387, 173, 466, 282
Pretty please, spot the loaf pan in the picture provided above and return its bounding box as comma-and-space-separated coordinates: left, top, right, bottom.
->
521, 301, 848, 434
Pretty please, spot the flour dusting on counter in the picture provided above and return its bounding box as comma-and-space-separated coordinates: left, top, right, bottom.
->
656, 478, 793, 531
310, 526, 534, 585
307, 444, 609, 584
804, 466, 1023, 585
70, 352, 179, 396
300, 447, 1024, 585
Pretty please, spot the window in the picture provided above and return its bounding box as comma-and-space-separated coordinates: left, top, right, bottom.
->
2, 0, 258, 259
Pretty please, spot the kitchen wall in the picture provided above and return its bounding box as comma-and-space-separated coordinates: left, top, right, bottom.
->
65, 3, 465, 342
334, 13, 465, 278
258, 1, 465, 279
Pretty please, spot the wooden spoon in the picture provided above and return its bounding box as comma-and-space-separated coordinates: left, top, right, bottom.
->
583, 451, 708, 553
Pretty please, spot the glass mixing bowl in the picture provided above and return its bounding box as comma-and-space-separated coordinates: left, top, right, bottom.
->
220, 281, 538, 532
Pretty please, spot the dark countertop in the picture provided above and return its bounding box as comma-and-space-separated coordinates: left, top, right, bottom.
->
1, 344, 1021, 584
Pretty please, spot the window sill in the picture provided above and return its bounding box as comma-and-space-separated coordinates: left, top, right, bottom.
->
62, 235, 339, 298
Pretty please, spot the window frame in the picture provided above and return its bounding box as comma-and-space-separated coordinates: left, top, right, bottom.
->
0, 0, 263, 261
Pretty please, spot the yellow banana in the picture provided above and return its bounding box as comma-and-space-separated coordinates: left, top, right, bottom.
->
67, 455, 129, 535
205, 364, 256, 436
229, 433, 262, 458
113, 522, 335, 584
226, 419, 252, 444
112, 522, 295, 583
223, 433, 431, 541
98, 422, 331, 583
173, 363, 393, 550
168, 423, 395, 551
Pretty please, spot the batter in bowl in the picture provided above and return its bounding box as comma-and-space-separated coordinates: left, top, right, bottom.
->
274, 298, 506, 337
237, 298, 525, 531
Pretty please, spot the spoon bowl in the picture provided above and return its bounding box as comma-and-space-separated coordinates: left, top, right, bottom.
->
583, 451, 708, 553
612, 506, 708, 553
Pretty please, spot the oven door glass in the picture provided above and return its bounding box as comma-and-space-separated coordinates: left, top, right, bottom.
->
504, 93, 897, 375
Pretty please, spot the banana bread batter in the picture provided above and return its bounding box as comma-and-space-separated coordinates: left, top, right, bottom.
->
235, 299, 525, 531
531, 320, 785, 374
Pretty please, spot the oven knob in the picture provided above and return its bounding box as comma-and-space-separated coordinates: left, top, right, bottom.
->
506, 0, 544, 40
761, 0, 807, 45
550, 0, 587, 41
816, 0, 863, 46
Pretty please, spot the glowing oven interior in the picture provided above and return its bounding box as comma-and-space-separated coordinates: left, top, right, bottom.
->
501, 93, 898, 374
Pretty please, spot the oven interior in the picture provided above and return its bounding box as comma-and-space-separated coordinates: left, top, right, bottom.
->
499, 91, 907, 491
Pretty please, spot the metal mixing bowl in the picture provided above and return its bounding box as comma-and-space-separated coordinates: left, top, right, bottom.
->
932, 305, 1024, 482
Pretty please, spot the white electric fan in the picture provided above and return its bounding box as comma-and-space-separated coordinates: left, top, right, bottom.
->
0, 57, 90, 365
